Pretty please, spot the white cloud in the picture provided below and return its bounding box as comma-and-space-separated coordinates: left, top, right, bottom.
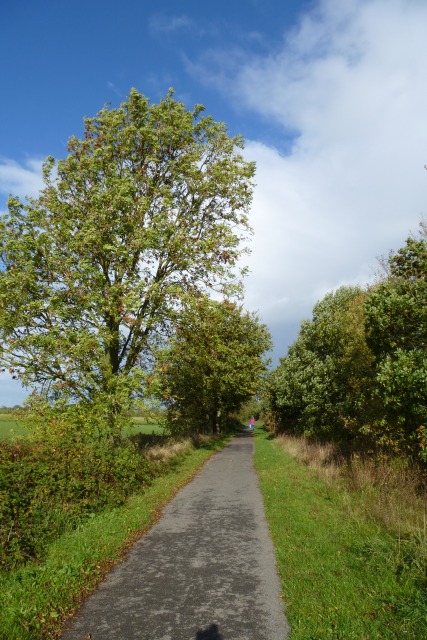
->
194, 0, 427, 353
2, 0, 427, 398
0, 157, 44, 203
107, 81, 125, 98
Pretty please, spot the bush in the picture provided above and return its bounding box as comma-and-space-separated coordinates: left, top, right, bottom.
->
0, 437, 155, 570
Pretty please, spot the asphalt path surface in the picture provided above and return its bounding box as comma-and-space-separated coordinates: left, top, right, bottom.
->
61, 432, 290, 640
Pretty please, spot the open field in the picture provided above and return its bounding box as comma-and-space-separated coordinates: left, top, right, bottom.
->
0, 414, 163, 441
128, 417, 163, 435
0, 414, 28, 440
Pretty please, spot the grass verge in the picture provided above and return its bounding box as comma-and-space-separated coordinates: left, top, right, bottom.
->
0, 434, 228, 640
254, 428, 427, 639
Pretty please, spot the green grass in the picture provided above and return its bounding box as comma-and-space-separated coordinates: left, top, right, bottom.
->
0, 414, 162, 441
127, 417, 164, 435
0, 434, 229, 640
254, 427, 427, 639
0, 414, 28, 440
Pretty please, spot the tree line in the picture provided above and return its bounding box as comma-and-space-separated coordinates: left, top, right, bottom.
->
266, 223, 427, 464
1, 86, 424, 457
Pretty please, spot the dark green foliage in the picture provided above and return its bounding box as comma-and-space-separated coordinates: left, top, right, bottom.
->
236, 397, 264, 423
268, 225, 427, 462
0, 437, 155, 570
268, 286, 376, 442
364, 233, 427, 455
366, 239, 427, 356
154, 298, 271, 434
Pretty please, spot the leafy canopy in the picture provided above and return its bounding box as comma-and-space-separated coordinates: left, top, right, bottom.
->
364, 229, 427, 451
268, 286, 375, 440
268, 225, 427, 461
0, 89, 255, 424
153, 298, 272, 434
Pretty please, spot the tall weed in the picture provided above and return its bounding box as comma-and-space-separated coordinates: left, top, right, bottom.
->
276, 434, 427, 537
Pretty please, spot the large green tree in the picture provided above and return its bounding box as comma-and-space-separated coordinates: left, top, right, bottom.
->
364, 231, 427, 454
153, 298, 271, 434
0, 89, 255, 428
268, 286, 376, 441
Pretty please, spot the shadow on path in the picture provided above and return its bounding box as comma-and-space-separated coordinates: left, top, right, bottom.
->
195, 623, 224, 639
60, 435, 289, 640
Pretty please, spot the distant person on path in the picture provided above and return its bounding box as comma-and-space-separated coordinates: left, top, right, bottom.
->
249, 416, 255, 430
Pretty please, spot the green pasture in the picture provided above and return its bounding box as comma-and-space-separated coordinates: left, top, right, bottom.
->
0, 414, 163, 441
0, 414, 28, 440
128, 416, 163, 435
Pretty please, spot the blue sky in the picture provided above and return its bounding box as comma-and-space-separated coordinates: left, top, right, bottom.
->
1, 0, 312, 160
1, 0, 427, 405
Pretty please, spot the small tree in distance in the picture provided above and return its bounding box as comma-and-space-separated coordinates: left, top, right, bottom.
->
0, 89, 255, 435
153, 298, 272, 435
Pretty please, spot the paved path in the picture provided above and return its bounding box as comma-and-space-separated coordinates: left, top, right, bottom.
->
61, 434, 290, 640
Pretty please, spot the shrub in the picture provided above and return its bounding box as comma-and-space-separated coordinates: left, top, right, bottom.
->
0, 437, 155, 570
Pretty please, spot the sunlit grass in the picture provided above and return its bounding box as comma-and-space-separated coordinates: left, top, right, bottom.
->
126, 417, 164, 435
276, 434, 427, 539
254, 427, 427, 639
0, 414, 164, 441
0, 414, 28, 440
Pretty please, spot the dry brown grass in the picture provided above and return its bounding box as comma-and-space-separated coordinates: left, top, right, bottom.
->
144, 434, 216, 462
193, 434, 216, 446
276, 435, 342, 482
276, 434, 427, 538
345, 454, 427, 535
144, 439, 194, 461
